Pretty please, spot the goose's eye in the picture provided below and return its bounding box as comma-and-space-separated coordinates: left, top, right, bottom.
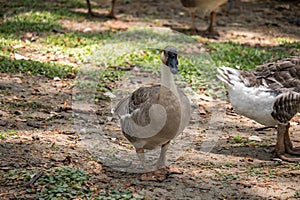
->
169, 53, 176, 59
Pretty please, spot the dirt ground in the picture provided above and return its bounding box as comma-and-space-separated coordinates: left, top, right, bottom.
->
1, 0, 300, 199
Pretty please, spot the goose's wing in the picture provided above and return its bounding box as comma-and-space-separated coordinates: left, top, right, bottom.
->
115, 85, 160, 121
128, 85, 160, 126
272, 92, 300, 124
255, 57, 300, 92
116, 85, 169, 139
259, 57, 300, 123
115, 96, 130, 118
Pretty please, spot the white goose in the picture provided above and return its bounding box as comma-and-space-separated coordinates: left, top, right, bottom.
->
115, 46, 191, 173
218, 57, 300, 162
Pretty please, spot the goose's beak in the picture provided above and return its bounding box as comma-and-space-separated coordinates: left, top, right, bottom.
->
167, 56, 178, 74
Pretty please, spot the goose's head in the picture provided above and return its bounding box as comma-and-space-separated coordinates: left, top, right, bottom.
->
161, 46, 178, 74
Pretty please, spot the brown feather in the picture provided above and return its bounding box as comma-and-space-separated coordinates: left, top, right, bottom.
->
180, 0, 227, 13
122, 85, 183, 150
271, 92, 300, 123
254, 57, 300, 93
239, 56, 300, 122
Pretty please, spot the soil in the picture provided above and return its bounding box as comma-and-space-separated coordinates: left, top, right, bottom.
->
1, 0, 300, 199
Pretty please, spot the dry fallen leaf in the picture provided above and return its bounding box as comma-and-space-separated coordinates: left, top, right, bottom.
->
14, 53, 29, 60
198, 105, 207, 115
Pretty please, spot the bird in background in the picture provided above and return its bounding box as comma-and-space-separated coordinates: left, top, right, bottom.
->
85, 0, 228, 36
218, 57, 300, 162
180, 0, 228, 35
86, 0, 116, 18
115, 46, 191, 179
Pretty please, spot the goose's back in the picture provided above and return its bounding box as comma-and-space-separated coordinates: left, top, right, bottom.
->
253, 57, 300, 93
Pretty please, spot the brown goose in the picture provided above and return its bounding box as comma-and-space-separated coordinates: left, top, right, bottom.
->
86, 0, 116, 18
180, 0, 228, 34
115, 46, 191, 172
217, 57, 300, 162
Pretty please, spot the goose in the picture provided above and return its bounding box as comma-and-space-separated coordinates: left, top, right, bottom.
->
86, 0, 116, 18
217, 56, 300, 162
115, 46, 191, 175
180, 0, 228, 34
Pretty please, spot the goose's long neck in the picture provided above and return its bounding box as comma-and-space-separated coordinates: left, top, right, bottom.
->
161, 64, 177, 94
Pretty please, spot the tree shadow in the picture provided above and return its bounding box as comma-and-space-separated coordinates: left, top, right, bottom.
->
211, 142, 276, 162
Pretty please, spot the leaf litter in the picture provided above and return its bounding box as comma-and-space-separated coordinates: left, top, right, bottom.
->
0, 0, 300, 199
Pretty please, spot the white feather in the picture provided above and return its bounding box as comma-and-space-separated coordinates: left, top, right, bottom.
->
218, 66, 278, 126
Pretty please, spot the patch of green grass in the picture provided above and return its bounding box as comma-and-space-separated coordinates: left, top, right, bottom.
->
0, 169, 31, 186
230, 135, 247, 144
0, 0, 88, 19
113, 49, 162, 72
10, 101, 44, 110
0, 36, 24, 57
177, 54, 213, 90
0, 56, 77, 78
114, 26, 197, 46
0, 11, 62, 34
248, 140, 257, 146
0, 0, 110, 68
205, 41, 296, 71
51, 145, 60, 151
97, 190, 139, 200
97, 69, 124, 92
41, 31, 112, 48
247, 166, 276, 178
249, 167, 263, 176
0, 88, 10, 96
38, 31, 112, 63
201, 162, 215, 169
1, 3, 298, 96
276, 38, 300, 48
28, 166, 91, 199
229, 135, 260, 147
283, 41, 300, 49
87, 27, 198, 68
73, 67, 124, 101
288, 163, 300, 170
0, 129, 18, 139
220, 161, 236, 168
94, 28, 297, 94
265, 168, 276, 178
216, 170, 240, 183
0, 1, 116, 78
293, 190, 300, 199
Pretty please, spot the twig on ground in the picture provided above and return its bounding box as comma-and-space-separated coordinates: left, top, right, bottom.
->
255, 126, 276, 131
24, 171, 44, 187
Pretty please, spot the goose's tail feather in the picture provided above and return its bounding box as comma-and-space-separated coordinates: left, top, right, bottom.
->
217, 66, 241, 86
